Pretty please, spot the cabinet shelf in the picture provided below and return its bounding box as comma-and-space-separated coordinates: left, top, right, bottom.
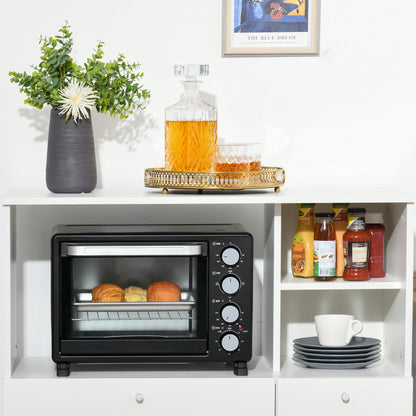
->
281, 274, 404, 290
10, 355, 273, 380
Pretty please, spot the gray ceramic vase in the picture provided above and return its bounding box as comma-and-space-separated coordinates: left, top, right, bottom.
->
46, 109, 97, 193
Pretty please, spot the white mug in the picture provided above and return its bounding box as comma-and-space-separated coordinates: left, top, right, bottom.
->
314, 314, 363, 347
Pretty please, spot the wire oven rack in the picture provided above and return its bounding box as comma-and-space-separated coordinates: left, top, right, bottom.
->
72, 292, 196, 322
72, 309, 194, 322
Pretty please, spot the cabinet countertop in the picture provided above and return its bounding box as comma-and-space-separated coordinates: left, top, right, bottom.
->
2, 186, 414, 206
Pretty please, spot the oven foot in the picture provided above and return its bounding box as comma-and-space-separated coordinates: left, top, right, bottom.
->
233, 361, 248, 376
56, 363, 71, 377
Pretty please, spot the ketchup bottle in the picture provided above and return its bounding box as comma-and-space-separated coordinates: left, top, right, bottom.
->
343, 208, 370, 281
366, 213, 385, 278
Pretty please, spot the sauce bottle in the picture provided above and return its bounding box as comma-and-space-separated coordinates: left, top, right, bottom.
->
343, 208, 370, 281
313, 213, 336, 281
291, 203, 315, 278
332, 203, 349, 277
366, 213, 385, 278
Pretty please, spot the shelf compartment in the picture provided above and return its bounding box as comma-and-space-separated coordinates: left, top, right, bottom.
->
278, 289, 406, 376
280, 203, 411, 289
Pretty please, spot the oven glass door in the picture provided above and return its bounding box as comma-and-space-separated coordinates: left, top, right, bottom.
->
59, 242, 208, 356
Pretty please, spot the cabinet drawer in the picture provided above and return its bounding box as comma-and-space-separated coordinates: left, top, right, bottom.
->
4, 377, 275, 416
277, 377, 412, 416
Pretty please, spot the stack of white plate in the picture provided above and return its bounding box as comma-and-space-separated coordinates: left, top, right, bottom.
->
292, 336, 381, 369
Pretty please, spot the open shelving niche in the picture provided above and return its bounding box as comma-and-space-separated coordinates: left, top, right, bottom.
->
2, 189, 278, 382
265, 200, 414, 382
1, 187, 414, 414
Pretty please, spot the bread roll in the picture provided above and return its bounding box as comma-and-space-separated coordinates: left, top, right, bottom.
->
147, 281, 181, 302
124, 286, 147, 302
91, 283, 124, 303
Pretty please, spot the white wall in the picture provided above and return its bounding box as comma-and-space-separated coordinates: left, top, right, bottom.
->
2, 0, 416, 192
1, 0, 416, 413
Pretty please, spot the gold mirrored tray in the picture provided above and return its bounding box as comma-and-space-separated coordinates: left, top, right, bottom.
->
144, 167, 285, 193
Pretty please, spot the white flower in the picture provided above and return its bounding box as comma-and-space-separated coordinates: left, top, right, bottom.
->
58, 80, 98, 122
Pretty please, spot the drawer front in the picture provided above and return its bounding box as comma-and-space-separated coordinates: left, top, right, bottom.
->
4, 378, 275, 416
277, 377, 412, 416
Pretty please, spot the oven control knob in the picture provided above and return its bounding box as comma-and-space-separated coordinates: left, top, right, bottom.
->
221, 304, 240, 323
220, 332, 240, 352
221, 275, 240, 295
221, 246, 240, 266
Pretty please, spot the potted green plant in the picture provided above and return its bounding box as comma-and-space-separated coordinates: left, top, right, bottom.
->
9, 22, 151, 193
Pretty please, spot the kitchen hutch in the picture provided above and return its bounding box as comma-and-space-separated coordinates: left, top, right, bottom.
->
1, 187, 413, 415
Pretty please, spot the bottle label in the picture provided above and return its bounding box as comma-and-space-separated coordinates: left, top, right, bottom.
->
313, 240, 336, 276
347, 216, 365, 229
344, 241, 369, 268
298, 204, 314, 221
332, 205, 348, 222
292, 235, 305, 273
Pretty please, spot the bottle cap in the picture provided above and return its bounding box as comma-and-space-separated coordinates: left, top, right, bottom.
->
315, 213, 335, 217
366, 212, 384, 224
174, 64, 209, 77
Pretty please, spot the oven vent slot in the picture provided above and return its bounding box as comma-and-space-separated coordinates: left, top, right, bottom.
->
72, 310, 196, 322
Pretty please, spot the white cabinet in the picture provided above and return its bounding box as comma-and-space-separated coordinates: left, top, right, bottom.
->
1, 187, 413, 415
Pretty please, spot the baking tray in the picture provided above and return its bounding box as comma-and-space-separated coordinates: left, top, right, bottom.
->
73, 292, 195, 312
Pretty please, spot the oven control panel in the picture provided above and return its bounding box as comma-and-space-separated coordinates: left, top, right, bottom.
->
208, 236, 253, 363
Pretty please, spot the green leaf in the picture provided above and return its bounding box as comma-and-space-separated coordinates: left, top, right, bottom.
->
9, 21, 150, 118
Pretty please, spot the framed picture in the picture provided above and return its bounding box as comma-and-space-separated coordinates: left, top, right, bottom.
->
223, 0, 320, 56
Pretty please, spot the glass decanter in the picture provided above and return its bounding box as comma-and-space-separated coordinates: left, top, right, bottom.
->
165, 64, 217, 172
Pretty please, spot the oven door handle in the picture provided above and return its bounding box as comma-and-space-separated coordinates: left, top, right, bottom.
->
65, 245, 203, 256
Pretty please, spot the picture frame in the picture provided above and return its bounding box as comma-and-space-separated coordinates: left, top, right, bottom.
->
223, 0, 320, 56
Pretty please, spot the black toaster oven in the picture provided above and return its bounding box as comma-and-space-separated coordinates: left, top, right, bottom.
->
51, 224, 253, 376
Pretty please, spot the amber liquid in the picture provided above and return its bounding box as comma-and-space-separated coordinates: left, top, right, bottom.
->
214, 161, 261, 172
250, 161, 261, 171
314, 220, 336, 281
314, 222, 336, 241
214, 162, 249, 172
165, 120, 217, 171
